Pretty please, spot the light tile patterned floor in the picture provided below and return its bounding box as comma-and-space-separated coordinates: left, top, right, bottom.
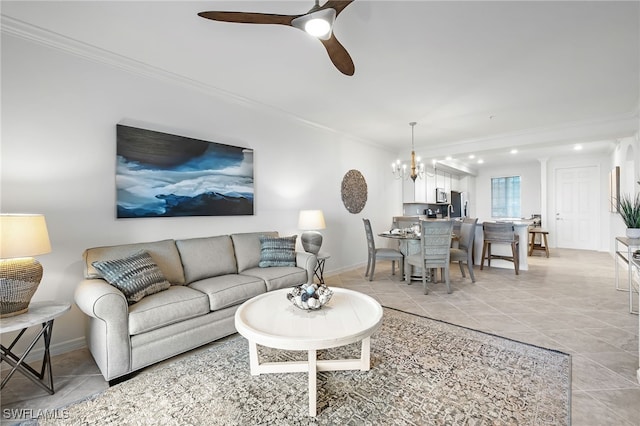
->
1, 249, 639, 425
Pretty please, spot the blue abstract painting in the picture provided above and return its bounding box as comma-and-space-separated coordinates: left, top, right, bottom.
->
116, 125, 254, 218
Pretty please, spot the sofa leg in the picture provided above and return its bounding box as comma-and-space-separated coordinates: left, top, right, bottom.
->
108, 372, 137, 387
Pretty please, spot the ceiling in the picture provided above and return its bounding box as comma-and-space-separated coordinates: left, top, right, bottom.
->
2, 1, 639, 173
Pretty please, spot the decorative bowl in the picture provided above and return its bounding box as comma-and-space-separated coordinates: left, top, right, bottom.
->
287, 284, 333, 310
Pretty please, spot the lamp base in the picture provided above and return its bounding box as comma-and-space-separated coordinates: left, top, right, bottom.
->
0, 257, 43, 318
301, 231, 323, 255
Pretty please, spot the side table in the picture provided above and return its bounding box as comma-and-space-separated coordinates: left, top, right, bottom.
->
314, 252, 330, 284
1, 301, 71, 394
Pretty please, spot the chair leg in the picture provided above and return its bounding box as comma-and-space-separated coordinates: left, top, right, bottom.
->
369, 260, 376, 281
528, 232, 535, 256
468, 257, 476, 283
543, 234, 549, 258
365, 255, 371, 277
400, 258, 405, 281
458, 261, 466, 277
512, 242, 519, 275
488, 243, 492, 267
444, 267, 451, 294
422, 264, 428, 294
480, 241, 488, 270
391, 260, 396, 275
405, 261, 412, 285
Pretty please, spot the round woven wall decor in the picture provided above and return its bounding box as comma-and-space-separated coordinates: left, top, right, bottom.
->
341, 169, 368, 214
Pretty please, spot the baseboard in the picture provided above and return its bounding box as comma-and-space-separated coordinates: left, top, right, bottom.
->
0, 337, 86, 372
323, 262, 367, 277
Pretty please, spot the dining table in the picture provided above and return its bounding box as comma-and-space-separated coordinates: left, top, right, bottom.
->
378, 229, 458, 281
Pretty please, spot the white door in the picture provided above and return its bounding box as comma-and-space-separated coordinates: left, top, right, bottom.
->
554, 166, 599, 250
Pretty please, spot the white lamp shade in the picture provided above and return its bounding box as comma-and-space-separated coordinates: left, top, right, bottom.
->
298, 210, 326, 230
0, 214, 52, 259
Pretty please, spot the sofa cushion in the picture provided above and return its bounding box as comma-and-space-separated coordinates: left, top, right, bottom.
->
241, 267, 307, 291
231, 231, 278, 272
259, 235, 297, 267
84, 239, 185, 285
91, 250, 171, 304
176, 236, 237, 284
128, 285, 210, 335
189, 274, 266, 311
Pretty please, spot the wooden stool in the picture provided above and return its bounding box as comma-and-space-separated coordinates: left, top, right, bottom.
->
528, 228, 549, 257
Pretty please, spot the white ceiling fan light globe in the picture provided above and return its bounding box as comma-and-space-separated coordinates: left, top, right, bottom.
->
305, 18, 331, 37
291, 8, 336, 40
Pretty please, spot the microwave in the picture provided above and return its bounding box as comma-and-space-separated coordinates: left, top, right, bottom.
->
436, 188, 447, 203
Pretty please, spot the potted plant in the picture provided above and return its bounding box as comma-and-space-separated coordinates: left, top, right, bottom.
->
619, 193, 640, 238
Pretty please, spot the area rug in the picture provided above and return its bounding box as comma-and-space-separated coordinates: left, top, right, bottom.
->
43, 308, 570, 425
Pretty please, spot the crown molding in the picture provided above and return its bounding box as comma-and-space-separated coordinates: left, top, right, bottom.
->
0, 15, 380, 147
420, 111, 639, 158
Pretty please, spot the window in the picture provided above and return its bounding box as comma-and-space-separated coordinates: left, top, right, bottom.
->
491, 176, 521, 218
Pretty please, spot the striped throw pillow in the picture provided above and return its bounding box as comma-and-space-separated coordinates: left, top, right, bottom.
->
92, 250, 171, 303
259, 235, 297, 267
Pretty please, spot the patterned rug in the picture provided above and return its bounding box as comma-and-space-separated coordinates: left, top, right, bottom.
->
43, 308, 570, 425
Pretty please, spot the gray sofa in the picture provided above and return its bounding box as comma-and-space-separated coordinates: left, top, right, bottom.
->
74, 231, 317, 382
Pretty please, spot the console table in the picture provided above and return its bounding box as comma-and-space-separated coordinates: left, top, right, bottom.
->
614, 237, 640, 314
631, 256, 640, 384
0, 301, 71, 394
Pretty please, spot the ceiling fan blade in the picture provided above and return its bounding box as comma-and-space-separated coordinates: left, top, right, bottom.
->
198, 11, 296, 26
320, 34, 355, 76
320, 1, 355, 17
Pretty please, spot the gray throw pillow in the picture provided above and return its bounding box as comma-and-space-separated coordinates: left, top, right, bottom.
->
259, 235, 297, 267
92, 250, 171, 304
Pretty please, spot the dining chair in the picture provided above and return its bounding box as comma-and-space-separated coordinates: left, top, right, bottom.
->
450, 217, 478, 282
480, 221, 519, 275
363, 218, 404, 281
405, 220, 454, 294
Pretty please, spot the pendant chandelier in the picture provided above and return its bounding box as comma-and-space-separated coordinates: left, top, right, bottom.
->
391, 122, 425, 181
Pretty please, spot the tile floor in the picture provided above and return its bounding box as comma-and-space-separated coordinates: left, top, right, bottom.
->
1, 249, 639, 425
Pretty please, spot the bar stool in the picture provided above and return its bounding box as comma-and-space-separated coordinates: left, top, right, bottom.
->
480, 222, 519, 275
528, 228, 550, 257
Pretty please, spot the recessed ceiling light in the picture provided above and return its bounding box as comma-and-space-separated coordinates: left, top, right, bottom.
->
445, 156, 452, 161
477, 159, 484, 164
574, 144, 583, 151
468, 154, 475, 159
510, 149, 518, 154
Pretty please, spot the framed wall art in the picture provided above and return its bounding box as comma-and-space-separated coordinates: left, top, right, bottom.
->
116, 124, 254, 218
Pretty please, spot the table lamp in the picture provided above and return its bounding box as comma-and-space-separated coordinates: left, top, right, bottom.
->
0, 214, 52, 317
298, 210, 326, 254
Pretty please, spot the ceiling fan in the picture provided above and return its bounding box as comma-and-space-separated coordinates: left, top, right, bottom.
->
198, 1, 355, 76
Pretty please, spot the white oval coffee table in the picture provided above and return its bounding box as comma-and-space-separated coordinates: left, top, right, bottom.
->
235, 287, 383, 417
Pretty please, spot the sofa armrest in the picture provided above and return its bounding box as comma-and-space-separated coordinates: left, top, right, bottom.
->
296, 251, 317, 285
75, 279, 127, 319
74, 279, 131, 380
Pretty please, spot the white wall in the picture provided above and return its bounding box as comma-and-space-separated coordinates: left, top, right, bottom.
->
474, 161, 542, 222
1, 35, 400, 354
609, 135, 640, 249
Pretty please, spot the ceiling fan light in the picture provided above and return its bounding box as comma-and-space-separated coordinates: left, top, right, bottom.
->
305, 18, 331, 37
292, 8, 336, 40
